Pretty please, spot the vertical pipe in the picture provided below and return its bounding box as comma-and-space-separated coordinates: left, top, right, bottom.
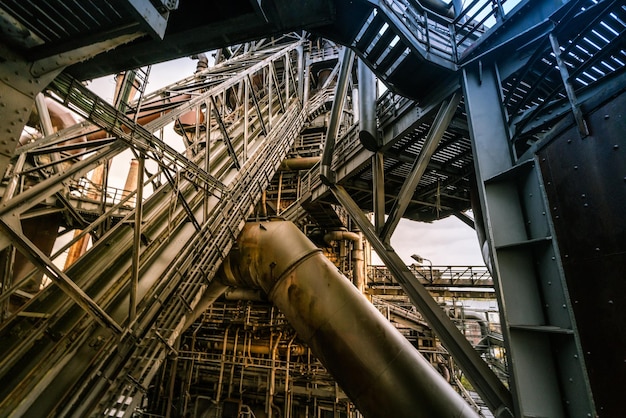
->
372, 152, 386, 234
129, 154, 144, 323
165, 339, 180, 418
357, 59, 378, 151
268, 68, 273, 131
204, 99, 211, 222
285, 53, 290, 105
216, 327, 229, 403
221, 221, 478, 418
34, 94, 61, 174
285, 335, 295, 418
276, 171, 283, 215
297, 44, 305, 102
244, 77, 249, 162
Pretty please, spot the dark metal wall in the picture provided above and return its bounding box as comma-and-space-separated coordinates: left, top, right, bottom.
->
539, 90, 626, 417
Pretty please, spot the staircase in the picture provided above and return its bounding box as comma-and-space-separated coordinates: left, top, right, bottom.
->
0, 40, 312, 417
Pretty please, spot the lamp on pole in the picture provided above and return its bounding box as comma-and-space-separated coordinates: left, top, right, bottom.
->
411, 254, 433, 280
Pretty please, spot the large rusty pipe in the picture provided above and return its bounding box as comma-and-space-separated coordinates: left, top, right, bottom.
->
220, 221, 478, 418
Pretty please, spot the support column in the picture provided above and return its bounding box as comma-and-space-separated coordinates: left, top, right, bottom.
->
463, 61, 593, 417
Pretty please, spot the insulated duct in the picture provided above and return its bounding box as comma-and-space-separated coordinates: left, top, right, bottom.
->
220, 221, 478, 418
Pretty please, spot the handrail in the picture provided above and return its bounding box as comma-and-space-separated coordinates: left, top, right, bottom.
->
368, 264, 494, 288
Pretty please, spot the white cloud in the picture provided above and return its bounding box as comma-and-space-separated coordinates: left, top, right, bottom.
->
373, 216, 485, 267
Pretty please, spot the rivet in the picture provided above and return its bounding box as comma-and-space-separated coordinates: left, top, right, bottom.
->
604, 114, 610, 119
567, 139, 572, 143
547, 281, 552, 285
553, 207, 557, 210
574, 354, 578, 358
595, 247, 600, 251
555, 215, 560, 219
562, 304, 566, 308
569, 378, 574, 383
574, 165, 578, 170
529, 193, 533, 197
551, 256, 556, 260
608, 300, 614, 304
542, 211, 546, 215
565, 254, 569, 258
581, 194, 586, 198
614, 144, 619, 150
584, 203, 588, 207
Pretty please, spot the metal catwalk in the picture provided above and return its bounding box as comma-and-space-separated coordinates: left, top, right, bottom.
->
0, 0, 625, 417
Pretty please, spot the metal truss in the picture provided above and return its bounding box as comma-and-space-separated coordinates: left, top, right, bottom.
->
0, 39, 309, 417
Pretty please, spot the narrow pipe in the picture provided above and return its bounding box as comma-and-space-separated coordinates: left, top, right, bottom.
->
324, 230, 365, 293
220, 221, 478, 418
129, 155, 144, 322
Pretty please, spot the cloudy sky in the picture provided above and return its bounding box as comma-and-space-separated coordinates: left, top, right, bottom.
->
383, 217, 484, 266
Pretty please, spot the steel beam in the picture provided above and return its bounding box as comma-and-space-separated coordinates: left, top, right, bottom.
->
49, 73, 227, 194
130, 155, 145, 323
0, 142, 127, 221
380, 91, 461, 241
463, 61, 593, 417
372, 152, 386, 234
548, 33, 589, 137
124, 0, 171, 39
0, 218, 122, 334
330, 183, 513, 416
209, 95, 241, 170
320, 47, 355, 184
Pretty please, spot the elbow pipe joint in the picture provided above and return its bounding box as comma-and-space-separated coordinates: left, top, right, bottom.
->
220, 221, 478, 418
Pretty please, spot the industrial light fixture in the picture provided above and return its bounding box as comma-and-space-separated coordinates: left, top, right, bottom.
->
410, 254, 431, 266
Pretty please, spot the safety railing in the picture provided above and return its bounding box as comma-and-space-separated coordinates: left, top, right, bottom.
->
378, 0, 516, 65
368, 264, 494, 288
69, 177, 136, 208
